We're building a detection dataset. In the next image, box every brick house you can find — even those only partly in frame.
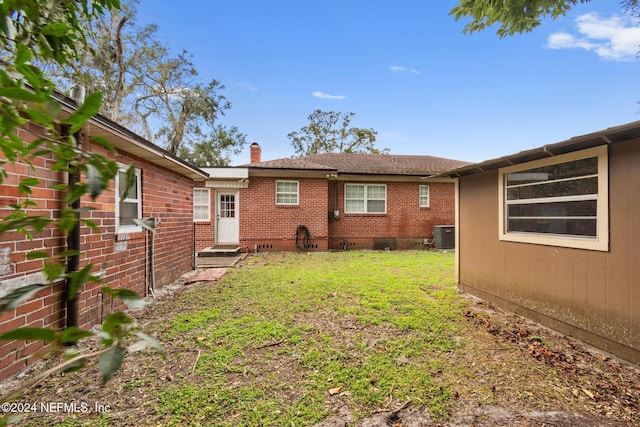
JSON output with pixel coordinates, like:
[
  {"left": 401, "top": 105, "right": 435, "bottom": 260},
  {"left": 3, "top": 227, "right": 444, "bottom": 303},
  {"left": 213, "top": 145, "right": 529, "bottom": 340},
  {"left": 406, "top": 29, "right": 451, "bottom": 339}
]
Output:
[
  {"left": 0, "top": 91, "right": 467, "bottom": 380},
  {"left": 0, "top": 93, "right": 208, "bottom": 380},
  {"left": 195, "top": 143, "right": 469, "bottom": 253}
]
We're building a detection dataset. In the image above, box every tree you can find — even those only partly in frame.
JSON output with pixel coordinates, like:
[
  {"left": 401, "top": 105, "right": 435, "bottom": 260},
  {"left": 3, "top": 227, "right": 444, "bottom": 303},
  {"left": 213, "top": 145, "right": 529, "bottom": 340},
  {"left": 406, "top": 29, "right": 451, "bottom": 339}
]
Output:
[
  {"left": 42, "top": 0, "right": 146, "bottom": 126},
  {"left": 46, "top": 0, "right": 246, "bottom": 163},
  {"left": 451, "top": 0, "right": 640, "bottom": 38},
  {"left": 0, "top": 0, "right": 160, "bottom": 405},
  {"left": 178, "top": 125, "right": 247, "bottom": 167},
  {"left": 288, "top": 110, "right": 387, "bottom": 157},
  {"left": 132, "top": 50, "right": 246, "bottom": 157}
]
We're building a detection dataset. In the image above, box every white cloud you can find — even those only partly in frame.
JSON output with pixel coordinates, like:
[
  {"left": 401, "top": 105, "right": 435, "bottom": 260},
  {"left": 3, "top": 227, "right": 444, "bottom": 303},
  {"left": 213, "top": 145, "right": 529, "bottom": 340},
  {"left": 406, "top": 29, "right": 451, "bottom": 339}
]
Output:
[
  {"left": 389, "top": 65, "right": 420, "bottom": 74},
  {"left": 312, "top": 91, "right": 346, "bottom": 100},
  {"left": 547, "top": 13, "right": 640, "bottom": 61}
]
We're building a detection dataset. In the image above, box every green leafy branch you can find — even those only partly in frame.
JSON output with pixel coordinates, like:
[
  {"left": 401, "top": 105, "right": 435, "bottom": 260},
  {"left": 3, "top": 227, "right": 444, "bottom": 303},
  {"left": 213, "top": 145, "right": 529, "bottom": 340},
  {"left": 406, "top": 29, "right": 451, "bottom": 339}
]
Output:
[
  {"left": 0, "top": 304, "right": 163, "bottom": 404},
  {"left": 0, "top": 0, "right": 162, "bottom": 409}
]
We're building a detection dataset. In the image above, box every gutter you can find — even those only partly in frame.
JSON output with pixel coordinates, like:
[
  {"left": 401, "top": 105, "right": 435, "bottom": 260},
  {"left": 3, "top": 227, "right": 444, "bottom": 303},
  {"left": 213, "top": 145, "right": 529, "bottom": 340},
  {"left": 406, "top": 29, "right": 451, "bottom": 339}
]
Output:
[{"left": 432, "top": 120, "right": 640, "bottom": 179}]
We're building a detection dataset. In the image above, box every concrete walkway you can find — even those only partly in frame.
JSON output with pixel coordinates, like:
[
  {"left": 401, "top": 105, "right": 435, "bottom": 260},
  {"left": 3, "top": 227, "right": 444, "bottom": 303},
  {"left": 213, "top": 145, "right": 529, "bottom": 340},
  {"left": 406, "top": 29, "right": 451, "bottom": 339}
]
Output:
[
  {"left": 187, "top": 268, "right": 228, "bottom": 283},
  {"left": 194, "top": 253, "right": 245, "bottom": 268}
]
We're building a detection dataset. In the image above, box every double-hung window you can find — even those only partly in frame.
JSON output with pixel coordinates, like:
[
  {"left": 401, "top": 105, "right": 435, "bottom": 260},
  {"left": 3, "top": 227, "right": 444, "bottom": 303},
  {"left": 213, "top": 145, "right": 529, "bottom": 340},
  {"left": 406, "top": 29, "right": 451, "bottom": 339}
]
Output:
[
  {"left": 499, "top": 145, "right": 608, "bottom": 251},
  {"left": 276, "top": 180, "right": 299, "bottom": 205},
  {"left": 419, "top": 185, "right": 430, "bottom": 207},
  {"left": 345, "top": 184, "right": 386, "bottom": 214},
  {"left": 193, "top": 188, "right": 210, "bottom": 221},
  {"left": 115, "top": 166, "right": 142, "bottom": 233}
]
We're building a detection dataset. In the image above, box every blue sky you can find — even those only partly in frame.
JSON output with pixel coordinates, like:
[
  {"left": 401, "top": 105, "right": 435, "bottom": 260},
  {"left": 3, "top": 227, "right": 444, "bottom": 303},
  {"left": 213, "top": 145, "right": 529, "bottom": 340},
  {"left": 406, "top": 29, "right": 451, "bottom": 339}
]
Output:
[{"left": 135, "top": 1, "right": 640, "bottom": 165}]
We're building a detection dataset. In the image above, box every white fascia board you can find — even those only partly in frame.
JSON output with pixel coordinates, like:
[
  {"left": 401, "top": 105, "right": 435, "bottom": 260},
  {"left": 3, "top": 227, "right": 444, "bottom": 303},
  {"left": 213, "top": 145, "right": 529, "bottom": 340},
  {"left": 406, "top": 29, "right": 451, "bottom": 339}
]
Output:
[{"left": 202, "top": 168, "right": 249, "bottom": 179}]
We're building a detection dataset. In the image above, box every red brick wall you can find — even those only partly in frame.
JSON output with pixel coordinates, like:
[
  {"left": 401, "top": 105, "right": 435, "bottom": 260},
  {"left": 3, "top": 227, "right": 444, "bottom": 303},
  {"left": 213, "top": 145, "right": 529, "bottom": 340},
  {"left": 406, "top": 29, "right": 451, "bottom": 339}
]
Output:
[
  {"left": 0, "top": 123, "right": 67, "bottom": 279},
  {"left": 0, "top": 123, "right": 195, "bottom": 380},
  {"left": 327, "top": 181, "right": 456, "bottom": 250},
  {"left": 193, "top": 177, "right": 457, "bottom": 253},
  {"left": 0, "top": 282, "right": 66, "bottom": 379},
  {"left": 239, "top": 177, "right": 329, "bottom": 251}
]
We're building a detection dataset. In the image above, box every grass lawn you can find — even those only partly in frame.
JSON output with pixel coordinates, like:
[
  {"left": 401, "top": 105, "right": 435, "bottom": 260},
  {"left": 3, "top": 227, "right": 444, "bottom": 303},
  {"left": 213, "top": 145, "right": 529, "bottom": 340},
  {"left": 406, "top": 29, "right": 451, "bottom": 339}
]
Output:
[
  {"left": 156, "top": 250, "right": 461, "bottom": 425},
  {"left": 8, "top": 251, "right": 640, "bottom": 426}
]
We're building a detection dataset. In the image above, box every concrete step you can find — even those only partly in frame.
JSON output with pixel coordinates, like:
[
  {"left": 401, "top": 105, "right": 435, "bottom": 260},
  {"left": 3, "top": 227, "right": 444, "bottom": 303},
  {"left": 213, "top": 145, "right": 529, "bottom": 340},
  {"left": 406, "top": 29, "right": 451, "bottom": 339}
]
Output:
[
  {"left": 195, "top": 254, "right": 245, "bottom": 268},
  {"left": 197, "top": 246, "right": 241, "bottom": 257}
]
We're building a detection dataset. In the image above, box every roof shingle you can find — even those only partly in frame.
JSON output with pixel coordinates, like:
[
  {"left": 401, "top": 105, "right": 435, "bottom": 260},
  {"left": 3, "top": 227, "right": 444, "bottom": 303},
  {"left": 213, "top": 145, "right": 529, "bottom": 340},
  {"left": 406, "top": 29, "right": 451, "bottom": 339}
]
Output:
[
  {"left": 304, "top": 153, "right": 470, "bottom": 175},
  {"left": 247, "top": 153, "right": 469, "bottom": 175},
  {"left": 246, "top": 157, "right": 336, "bottom": 171}
]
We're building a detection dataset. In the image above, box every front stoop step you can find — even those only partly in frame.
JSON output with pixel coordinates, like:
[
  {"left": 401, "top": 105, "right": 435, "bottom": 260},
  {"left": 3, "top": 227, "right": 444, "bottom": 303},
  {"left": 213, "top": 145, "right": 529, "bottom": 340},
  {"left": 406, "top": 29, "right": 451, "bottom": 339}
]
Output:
[
  {"left": 196, "top": 246, "right": 245, "bottom": 268},
  {"left": 197, "top": 246, "right": 241, "bottom": 258}
]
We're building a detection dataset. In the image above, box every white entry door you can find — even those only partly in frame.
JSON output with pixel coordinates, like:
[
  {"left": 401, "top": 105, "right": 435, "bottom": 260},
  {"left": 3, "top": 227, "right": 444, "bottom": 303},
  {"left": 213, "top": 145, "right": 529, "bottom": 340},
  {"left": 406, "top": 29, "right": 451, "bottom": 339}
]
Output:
[{"left": 217, "top": 191, "right": 239, "bottom": 244}]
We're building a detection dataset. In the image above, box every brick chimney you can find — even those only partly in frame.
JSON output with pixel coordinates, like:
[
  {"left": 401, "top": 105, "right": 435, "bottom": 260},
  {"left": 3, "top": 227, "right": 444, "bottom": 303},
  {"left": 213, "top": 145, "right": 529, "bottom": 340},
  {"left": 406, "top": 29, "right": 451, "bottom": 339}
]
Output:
[{"left": 250, "top": 142, "right": 261, "bottom": 163}]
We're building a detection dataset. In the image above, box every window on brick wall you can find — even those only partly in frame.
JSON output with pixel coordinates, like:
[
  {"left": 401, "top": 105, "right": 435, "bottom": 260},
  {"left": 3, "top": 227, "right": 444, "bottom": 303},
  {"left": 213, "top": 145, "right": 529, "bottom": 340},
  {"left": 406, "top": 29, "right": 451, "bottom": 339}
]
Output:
[
  {"left": 115, "top": 167, "right": 142, "bottom": 233},
  {"left": 193, "top": 188, "right": 210, "bottom": 222},
  {"left": 345, "top": 183, "right": 386, "bottom": 214},
  {"left": 419, "top": 185, "right": 430, "bottom": 207},
  {"left": 276, "top": 180, "right": 299, "bottom": 205}
]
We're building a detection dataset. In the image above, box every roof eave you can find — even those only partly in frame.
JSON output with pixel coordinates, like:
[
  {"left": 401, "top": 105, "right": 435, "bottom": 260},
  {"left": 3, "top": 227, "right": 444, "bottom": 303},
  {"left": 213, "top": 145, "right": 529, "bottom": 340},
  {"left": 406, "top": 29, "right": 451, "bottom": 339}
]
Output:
[
  {"left": 53, "top": 92, "right": 209, "bottom": 180},
  {"left": 435, "top": 120, "right": 640, "bottom": 178},
  {"left": 247, "top": 167, "right": 337, "bottom": 179}
]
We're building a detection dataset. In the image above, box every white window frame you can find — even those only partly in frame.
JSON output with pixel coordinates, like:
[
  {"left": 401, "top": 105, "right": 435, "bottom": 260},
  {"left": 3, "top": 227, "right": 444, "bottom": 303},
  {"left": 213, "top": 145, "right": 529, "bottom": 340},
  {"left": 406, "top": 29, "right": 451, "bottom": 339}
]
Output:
[
  {"left": 344, "top": 183, "right": 387, "bottom": 214},
  {"left": 498, "top": 145, "right": 608, "bottom": 251},
  {"left": 115, "top": 166, "right": 142, "bottom": 233},
  {"left": 419, "top": 185, "right": 430, "bottom": 208},
  {"left": 193, "top": 188, "right": 210, "bottom": 222},
  {"left": 275, "top": 180, "right": 299, "bottom": 205}
]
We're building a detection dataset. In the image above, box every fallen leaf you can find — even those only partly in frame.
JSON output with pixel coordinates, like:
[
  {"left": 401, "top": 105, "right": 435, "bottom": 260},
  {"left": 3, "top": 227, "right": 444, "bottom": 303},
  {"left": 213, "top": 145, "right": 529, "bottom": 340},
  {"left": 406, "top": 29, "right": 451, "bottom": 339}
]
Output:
[
  {"left": 328, "top": 386, "right": 344, "bottom": 396},
  {"left": 582, "top": 388, "right": 595, "bottom": 399}
]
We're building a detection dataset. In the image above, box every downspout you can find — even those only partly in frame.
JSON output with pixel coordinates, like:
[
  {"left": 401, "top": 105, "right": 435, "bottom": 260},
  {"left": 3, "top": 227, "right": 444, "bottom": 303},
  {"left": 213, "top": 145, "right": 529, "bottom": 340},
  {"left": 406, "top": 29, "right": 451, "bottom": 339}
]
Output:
[
  {"left": 65, "top": 85, "right": 85, "bottom": 332},
  {"left": 334, "top": 179, "right": 339, "bottom": 214},
  {"left": 192, "top": 221, "right": 196, "bottom": 269},
  {"left": 147, "top": 218, "right": 156, "bottom": 296},
  {"left": 454, "top": 177, "right": 460, "bottom": 284}
]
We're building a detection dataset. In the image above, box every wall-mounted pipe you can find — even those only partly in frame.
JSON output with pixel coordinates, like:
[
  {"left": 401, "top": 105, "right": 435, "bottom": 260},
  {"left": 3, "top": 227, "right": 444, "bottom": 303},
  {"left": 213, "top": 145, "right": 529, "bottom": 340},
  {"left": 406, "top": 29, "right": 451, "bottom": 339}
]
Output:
[
  {"left": 65, "top": 86, "right": 86, "bottom": 334},
  {"left": 192, "top": 222, "right": 196, "bottom": 270},
  {"left": 147, "top": 218, "right": 156, "bottom": 297}
]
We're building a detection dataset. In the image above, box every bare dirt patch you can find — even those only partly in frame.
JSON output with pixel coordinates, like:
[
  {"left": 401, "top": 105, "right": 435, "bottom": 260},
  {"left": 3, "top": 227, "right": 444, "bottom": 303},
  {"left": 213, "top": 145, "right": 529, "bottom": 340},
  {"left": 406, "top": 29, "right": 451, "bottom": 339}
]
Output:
[{"left": 2, "top": 263, "right": 639, "bottom": 426}]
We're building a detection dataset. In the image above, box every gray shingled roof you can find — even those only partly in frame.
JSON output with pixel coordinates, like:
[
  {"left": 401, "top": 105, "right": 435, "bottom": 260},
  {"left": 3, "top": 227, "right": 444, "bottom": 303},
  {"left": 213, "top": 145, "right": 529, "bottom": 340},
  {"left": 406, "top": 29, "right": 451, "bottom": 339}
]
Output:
[
  {"left": 307, "top": 153, "right": 470, "bottom": 175},
  {"left": 246, "top": 157, "right": 336, "bottom": 170},
  {"left": 305, "top": 153, "right": 470, "bottom": 175},
  {"left": 245, "top": 152, "right": 470, "bottom": 176}
]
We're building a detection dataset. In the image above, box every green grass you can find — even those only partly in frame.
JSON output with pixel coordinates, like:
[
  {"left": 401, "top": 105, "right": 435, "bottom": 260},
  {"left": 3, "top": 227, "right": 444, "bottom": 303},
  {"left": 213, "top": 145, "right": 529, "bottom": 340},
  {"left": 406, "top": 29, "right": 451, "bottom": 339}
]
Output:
[
  {"left": 151, "top": 250, "right": 466, "bottom": 426},
  {"left": 12, "top": 250, "right": 638, "bottom": 427}
]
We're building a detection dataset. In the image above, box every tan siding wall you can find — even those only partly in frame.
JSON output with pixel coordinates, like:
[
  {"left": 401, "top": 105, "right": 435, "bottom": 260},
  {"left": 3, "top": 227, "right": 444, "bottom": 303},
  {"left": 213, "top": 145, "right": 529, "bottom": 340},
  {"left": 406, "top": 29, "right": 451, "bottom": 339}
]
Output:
[{"left": 458, "top": 140, "right": 640, "bottom": 364}]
